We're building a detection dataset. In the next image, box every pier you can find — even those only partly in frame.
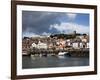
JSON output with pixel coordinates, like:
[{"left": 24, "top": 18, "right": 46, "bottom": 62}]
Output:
[{"left": 24, "top": 48, "right": 89, "bottom": 57}]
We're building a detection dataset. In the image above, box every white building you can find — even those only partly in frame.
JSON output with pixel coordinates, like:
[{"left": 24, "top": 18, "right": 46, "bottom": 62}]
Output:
[
  {"left": 86, "top": 42, "right": 89, "bottom": 48},
  {"left": 31, "top": 41, "right": 48, "bottom": 49},
  {"left": 80, "top": 42, "right": 83, "bottom": 48},
  {"left": 72, "top": 42, "right": 79, "bottom": 49},
  {"left": 66, "top": 39, "right": 72, "bottom": 46},
  {"left": 31, "top": 43, "right": 37, "bottom": 48},
  {"left": 37, "top": 42, "right": 48, "bottom": 49}
]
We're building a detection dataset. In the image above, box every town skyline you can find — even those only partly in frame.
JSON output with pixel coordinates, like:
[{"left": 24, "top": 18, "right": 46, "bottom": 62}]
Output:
[{"left": 22, "top": 31, "right": 89, "bottom": 38}]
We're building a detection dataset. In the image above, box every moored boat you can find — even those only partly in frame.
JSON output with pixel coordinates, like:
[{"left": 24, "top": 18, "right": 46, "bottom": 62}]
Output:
[{"left": 58, "top": 52, "right": 68, "bottom": 56}]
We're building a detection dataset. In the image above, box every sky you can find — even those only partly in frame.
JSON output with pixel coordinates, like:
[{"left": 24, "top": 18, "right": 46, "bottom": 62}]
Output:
[{"left": 22, "top": 11, "right": 89, "bottom": 37}]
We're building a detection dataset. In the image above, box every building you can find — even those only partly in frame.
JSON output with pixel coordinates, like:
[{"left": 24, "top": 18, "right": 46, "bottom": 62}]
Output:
[
  {"left": 31, "top": 43, "right": 37, "bottom": 48},
  {"left": 72, "top": 42, "right": 79, "bottom": 49},
  {"left": 31, "top": 41, "right": 48, "bottom": 49},
  {"left": 22, "top": 32, "right": 90, "bottom": 54},
  {"left": 37, "top": 41, "right": 48, "bottom": 49}
]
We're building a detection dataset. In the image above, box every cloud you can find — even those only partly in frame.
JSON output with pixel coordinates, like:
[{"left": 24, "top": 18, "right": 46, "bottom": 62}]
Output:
[
  {"left": 66, "top": 13, "right": 77, "bottom": 20},
  {"left": 22, "top": 11, "right": 89, "bottom": 37},
  {"left": 22, "top": 32, "right": 39, "bottom": 37},
  {"left": 23, "top": 32, "right": 51, "bottom": 37},
  {"left": 49, "top": 22, "right": 89, "bottom": 34},
  {"left": 42, "top": 32, "right": 51, "bottom": 35},
  {"left": 22, "top": 11, "right": 61, "bottom": 35}
]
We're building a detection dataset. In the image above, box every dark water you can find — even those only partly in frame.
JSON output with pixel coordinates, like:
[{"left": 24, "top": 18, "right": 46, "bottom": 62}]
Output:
[{"left": 22, "top": 56, "right": 89, "bottom": 69}]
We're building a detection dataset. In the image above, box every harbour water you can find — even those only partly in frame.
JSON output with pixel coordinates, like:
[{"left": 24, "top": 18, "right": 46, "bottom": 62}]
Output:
[{"left": 22, "top": 55, "right": 89, "bottom": 69}]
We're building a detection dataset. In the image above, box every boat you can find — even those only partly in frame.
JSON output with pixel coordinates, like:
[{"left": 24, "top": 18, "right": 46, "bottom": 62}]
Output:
[
  {"left": 22, "top": 52, "right": 28, "bottom": 56},
  {"left": 58, "top": 52, "right": 68, "bottom": 56}
]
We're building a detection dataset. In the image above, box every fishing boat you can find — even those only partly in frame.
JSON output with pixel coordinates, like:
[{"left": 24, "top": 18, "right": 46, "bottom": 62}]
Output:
[{"left": 58, "top": 52, "right": 68, "bottom": 56}]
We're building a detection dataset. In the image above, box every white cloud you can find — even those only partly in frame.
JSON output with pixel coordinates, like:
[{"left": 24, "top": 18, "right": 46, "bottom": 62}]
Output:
[
  {"left": 50, "top": 22, "right": 89, "bottom": 34},
  {"left": 23, "top": 32, "right": 40, "bottom": 37},
  {"left": 23, "top": 32, "right": 51, "bottom": 37},
  {"left": 66, "top": 13, "right": 77, "bottom": 20},
  {"left": 42, "top": 32, "right": 51, "bottom": 36}
]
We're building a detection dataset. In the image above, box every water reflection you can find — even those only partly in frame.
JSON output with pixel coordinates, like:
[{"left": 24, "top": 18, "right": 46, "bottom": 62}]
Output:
[{"left": 22, "top": 56, "right": 89, "bottom": 69}]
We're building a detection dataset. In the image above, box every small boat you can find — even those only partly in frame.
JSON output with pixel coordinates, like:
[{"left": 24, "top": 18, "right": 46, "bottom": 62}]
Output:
[
  {"left": 58, "top": 52, "right": 68, "bottom": 56},
  {"left": 22, "top": 52, "right": 28, "bottom": 56}
]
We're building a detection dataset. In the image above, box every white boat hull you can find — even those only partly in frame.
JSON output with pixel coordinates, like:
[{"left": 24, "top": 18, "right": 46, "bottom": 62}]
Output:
[{"left": 58, "top": 52, "right": 68, "bottom": 56}]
